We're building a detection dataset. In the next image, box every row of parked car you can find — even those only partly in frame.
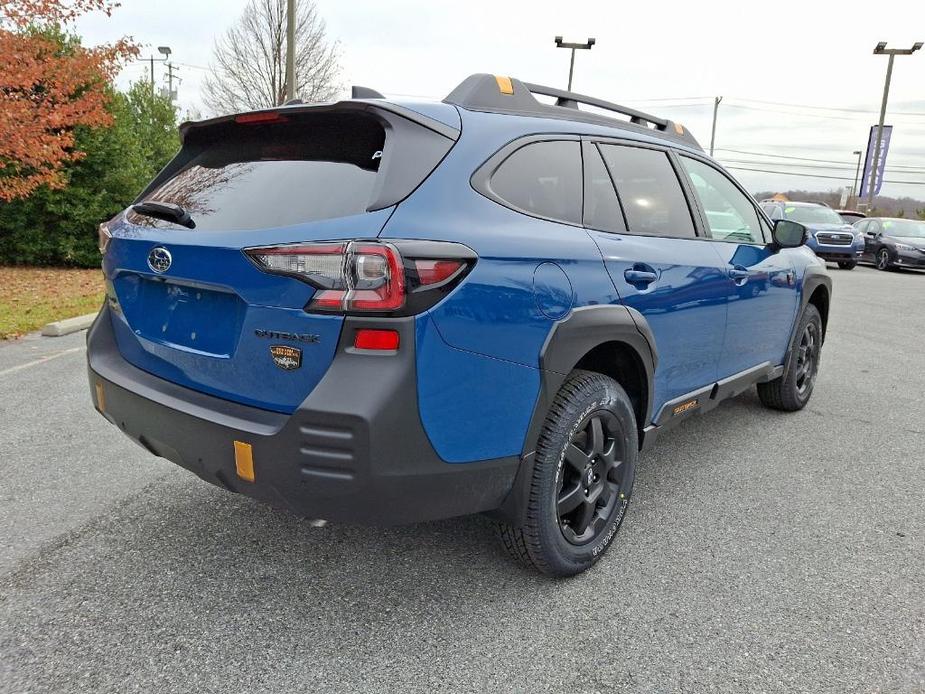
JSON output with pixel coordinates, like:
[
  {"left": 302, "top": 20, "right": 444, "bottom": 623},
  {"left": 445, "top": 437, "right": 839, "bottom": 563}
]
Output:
[{"left": 759, "top": 200, "right": 925, "bottom": 271}]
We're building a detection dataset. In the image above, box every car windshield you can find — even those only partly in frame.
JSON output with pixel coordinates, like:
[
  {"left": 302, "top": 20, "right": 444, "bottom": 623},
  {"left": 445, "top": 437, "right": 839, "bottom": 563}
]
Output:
[
  {"left": 883, "top": 219, "right": 925, "bottom": 238},
  {"left": 783, "top": 205, "right": 845, "bottom": 225}
]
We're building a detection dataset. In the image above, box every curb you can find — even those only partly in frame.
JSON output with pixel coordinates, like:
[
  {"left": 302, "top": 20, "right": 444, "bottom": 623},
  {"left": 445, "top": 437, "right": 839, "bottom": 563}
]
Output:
[{"left": 41, "top": 312, "right": 98, "bottom": 337}]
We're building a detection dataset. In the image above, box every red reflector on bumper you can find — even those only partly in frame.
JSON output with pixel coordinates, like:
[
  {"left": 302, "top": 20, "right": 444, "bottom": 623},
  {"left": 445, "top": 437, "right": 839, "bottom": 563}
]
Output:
[{"left": 354, "top": 329, "right": 400, "bottom": 351}]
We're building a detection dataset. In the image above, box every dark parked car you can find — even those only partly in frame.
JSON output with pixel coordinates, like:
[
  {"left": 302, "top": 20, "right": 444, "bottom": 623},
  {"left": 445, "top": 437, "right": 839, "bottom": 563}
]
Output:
[
  {"left": 836, "top": 209, "right": 866, "bottom": 225},
  {"left": 856, "top": 217, "right": 925, "bottom": 270}
]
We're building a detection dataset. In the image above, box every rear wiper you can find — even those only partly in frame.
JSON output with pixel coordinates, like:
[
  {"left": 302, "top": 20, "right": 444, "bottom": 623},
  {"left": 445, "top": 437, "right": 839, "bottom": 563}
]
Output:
[{"left": 131, "top": 201, "right": 196, "bottom": 229}]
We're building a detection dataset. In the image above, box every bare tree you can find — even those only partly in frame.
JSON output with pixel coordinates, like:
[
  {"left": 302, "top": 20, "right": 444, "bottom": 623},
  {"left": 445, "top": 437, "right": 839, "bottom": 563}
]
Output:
[{"left": 203, "top": 0, "right": 340, "bottom": 115}]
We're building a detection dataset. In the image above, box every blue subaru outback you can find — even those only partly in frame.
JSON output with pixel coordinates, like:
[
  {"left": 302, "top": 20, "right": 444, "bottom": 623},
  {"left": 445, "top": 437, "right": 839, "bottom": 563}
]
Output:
[
  {"left": 760, "top": 200, "right": 864, "bottom": 270},
  {"left": 88, "top": 74, "right": 831, "bottom": 576}
]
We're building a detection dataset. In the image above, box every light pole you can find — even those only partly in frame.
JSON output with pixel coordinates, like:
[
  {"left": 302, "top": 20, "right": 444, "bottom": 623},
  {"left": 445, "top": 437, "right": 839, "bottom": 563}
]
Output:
[
  {"left": 709, "top": 96, "right": 723, "bottom": 157},
  {"left": 554, "top": 36, "right": 595, "bottom": 91},
  {"left": 866, "top": 41, "right": 922, "bottom": 210},
  {"left": 852, "top": 150, "right": 863, "bottom": 208},
  {"left": 285, "top": 0, "right": 296, "bottom": 103}
]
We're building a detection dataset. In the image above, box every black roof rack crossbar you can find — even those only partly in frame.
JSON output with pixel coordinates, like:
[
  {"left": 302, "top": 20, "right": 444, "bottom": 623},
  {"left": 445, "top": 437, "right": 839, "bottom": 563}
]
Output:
[{"left": 522, "top": 82, "right": 669, "bottom": 132}]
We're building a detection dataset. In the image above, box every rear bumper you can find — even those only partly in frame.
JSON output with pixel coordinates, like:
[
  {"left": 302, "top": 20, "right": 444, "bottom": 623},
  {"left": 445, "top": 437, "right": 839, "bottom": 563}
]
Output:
[{"left": 87, "top": 306, "right": 518, "bottom": 525}]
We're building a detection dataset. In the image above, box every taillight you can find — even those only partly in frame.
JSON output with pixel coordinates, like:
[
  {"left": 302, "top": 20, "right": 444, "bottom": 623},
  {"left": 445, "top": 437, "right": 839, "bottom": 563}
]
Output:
[
  {"left": 245, "top": 240, "right": 475, "bottom": 316},
  {"left": 413, "top": 259, "right": 465, "bottom": 285}
]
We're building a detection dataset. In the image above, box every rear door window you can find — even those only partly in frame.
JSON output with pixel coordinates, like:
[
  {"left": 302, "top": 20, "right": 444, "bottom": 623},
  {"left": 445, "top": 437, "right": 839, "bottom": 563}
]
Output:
[
  {"left": 488, "top": 140, "right": 582, "bottom": 225},
  {"left": 598, "top": 145, "right": 697, "bottom": 238}
]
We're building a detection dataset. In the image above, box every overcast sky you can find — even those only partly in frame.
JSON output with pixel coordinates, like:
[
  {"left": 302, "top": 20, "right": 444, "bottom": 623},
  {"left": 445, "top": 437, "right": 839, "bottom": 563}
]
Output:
[{"left": 76, "top": 0, "right": 925, "bottom": 199}]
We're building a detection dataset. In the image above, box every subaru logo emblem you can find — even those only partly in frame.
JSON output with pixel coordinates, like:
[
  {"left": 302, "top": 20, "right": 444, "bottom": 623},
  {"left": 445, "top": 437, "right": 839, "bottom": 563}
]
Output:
[{"left": 147, "top": 247, "right": 172, "bottom": 273}]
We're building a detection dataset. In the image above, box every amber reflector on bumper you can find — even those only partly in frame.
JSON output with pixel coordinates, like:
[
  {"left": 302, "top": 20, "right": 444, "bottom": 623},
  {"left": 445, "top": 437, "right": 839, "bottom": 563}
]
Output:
[
  {"left": 234, "top": 441, "right": 255, "bottom": 482},
  {"left": 95, "top": 382, "right": 106, "bottom": 413}
]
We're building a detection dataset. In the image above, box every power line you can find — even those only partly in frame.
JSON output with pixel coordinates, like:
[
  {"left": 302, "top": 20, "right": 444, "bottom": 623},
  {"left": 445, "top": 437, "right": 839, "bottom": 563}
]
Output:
[
  {"left": 624, "top": 95, "right": 925, "bottom": 118},
  {"left": 624, "top": 96, "right": 713, "bottom": 103},
  {"left": 720, "top": 158, "right": 925, "bottom": 177},
  {"left": 720, "top": 101, "right": 925, "bottom": 125},
  {"left": 720, "top": 103, "right": 872, "bottom": 123},
  {"left": 722, "top": 164, "right": 925, "bottom": 185},
  {"left": 728, "top": 96, "right": 925, "bottom": 117},
  {"left": 716, "top": 150, "right": 925, "bottom": 173}
]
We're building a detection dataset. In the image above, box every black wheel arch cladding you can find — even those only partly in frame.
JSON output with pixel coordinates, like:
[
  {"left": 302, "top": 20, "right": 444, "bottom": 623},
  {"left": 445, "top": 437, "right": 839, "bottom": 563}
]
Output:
[{"left": 490, "top": 304, "right": 655, "bottom": 527}]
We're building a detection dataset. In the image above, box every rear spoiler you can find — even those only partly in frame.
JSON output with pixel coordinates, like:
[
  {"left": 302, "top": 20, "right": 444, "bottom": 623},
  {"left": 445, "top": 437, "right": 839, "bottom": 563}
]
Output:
[{"left": 178, "top": 100, "right": 460, "bottom": 143}]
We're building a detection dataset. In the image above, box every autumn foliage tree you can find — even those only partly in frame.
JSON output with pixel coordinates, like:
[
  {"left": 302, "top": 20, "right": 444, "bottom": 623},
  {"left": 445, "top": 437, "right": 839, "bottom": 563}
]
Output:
[{"left": 0, "top": 0, "right": 137, "bottom": 200}]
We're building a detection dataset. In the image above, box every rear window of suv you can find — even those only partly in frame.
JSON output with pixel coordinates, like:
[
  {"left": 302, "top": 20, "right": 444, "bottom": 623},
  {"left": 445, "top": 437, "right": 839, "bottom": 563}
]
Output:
[{"left": 127, "top": 109, "right": 452, "bottom": 232}]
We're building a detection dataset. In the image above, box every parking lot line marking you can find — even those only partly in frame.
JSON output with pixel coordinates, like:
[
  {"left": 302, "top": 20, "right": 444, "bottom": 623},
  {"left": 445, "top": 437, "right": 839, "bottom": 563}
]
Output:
[{"left": 0, "top": 347, "right": 85, "bottom": 378}]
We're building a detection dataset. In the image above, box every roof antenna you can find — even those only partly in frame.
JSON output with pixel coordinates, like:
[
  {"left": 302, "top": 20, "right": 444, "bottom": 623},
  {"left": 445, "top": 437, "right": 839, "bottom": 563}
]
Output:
[{"left": 352, "top": 86, "right": 385, "bottom": 99}]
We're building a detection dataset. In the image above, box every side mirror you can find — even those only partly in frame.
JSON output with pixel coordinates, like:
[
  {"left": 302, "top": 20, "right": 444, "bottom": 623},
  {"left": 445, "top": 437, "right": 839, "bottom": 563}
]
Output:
[{"left": 772, "top": 219, "right": 807, "bottom": 249}]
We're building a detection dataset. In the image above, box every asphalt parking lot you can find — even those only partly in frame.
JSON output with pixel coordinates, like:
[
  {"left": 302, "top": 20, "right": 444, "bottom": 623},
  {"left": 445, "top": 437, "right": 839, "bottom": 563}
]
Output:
[{"left": 1, "top": 265, "right": 923, "bottom": 693}]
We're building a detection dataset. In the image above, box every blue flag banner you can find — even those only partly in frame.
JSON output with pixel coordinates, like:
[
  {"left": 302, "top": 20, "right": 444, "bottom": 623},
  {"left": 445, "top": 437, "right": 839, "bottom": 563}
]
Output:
[{"left": 860, "top": 125, "right": 892, "bottom": 198}]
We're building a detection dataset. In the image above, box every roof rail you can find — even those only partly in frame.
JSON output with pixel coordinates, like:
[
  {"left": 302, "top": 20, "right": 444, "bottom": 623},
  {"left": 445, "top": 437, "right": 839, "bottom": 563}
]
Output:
[{"left": 444, "top": 74, "right": 702, "bottom": 151}]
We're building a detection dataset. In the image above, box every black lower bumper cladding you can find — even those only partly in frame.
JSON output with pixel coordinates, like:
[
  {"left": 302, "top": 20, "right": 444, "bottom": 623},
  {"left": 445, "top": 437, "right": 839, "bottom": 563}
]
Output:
[{"left": 87, "top": 307, "right": 518, "bottom": 525}]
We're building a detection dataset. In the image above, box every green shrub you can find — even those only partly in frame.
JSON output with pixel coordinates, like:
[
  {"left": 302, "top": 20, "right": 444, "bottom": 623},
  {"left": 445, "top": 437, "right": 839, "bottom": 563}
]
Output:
[{"left": 0, "top": 82, "right": 179, "bottom": 267}]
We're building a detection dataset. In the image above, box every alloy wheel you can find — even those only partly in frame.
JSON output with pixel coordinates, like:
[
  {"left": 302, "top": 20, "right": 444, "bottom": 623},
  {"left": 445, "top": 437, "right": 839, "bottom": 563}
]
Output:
[
  {"left": 794, "top": 322, "right": 819, "bottom": 397},
  {"left": 556, "top": 410, "right": 628, "bottom": 545},
  {"left": 877, "top": 249, "right": 890, "bottom": 270}
]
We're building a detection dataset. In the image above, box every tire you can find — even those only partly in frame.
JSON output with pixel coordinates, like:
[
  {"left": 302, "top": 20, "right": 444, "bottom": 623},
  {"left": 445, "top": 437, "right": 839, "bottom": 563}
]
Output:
[
  {"left": 757, "top": 304, "right": 823, "bottom": 412},
  {"left": 498, "top": 370, "right": 637, "bottom": 577},
  {"left": 837, "top": 261, "right": 856, "bottom": 270},
  {"left": 876, "top": 248, "right": 892, "bottom": 271}
]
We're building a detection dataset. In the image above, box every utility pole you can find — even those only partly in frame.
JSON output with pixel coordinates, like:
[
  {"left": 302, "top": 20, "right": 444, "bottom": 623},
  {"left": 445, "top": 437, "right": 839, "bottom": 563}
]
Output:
[
  {"left": 852, "top": 149, "right": 863, "bottom": 208},
  {"left": 165, "top": 62, "right": 180, "bottom": 102},
  {"left": 709, "top": 96, "right": 722, "bottom": 157},
  {"left": 554, "top": 36, "right": 595, "bottom": 91},
  {"left": 866, "top": 41, "right": 922, "bottom": 210},
  {"left": 285, "top": 0, "right": 296, "bottom": 103},
  {"left": 140, "top": 46, "right": 171, "bottom": 96}
]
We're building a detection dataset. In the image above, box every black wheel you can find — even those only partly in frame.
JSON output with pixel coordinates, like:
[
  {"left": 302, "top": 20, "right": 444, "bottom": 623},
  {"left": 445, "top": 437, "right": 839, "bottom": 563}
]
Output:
[
  {"left": 498, "top": 370, "right": 637, "bottom": 577},
  {"left": 757, "top": 304, "right": 823, "bottom": 411},
  {"left": 876, "top": 248, "right": 892, "bottom": 271},
  {"left": 837, "top": 261, "right": 856, "bottom": 270}
]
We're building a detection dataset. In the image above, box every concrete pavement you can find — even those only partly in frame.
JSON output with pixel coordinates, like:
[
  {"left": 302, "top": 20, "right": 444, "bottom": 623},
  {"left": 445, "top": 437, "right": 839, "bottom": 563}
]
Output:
[{"left": 1, "top": 266, "right": 923, "bottom": 693}]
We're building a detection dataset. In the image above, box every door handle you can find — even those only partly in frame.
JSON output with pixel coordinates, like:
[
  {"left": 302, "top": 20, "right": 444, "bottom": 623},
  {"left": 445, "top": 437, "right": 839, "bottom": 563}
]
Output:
[
  {"left": 728, "top": 267, "right": 750, "bottom": 283},
  {"left": 624, "top": 269, "right": 658, "bottom": 285}
]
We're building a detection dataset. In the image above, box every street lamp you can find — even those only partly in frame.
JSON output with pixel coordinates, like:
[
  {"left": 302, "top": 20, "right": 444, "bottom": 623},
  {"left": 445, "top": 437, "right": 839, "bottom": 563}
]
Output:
[
  {"left": 554, "top": 36, "right": 595, "bottom": 91},
  {"left": 865, "top": 41, "right": 922, "bottom": 209}
]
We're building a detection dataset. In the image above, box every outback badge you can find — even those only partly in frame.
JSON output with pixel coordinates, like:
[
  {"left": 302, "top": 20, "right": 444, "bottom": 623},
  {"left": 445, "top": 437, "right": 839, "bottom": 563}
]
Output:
[{"left": 270, "top": 345, "right": 302, "bottom": 371}]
